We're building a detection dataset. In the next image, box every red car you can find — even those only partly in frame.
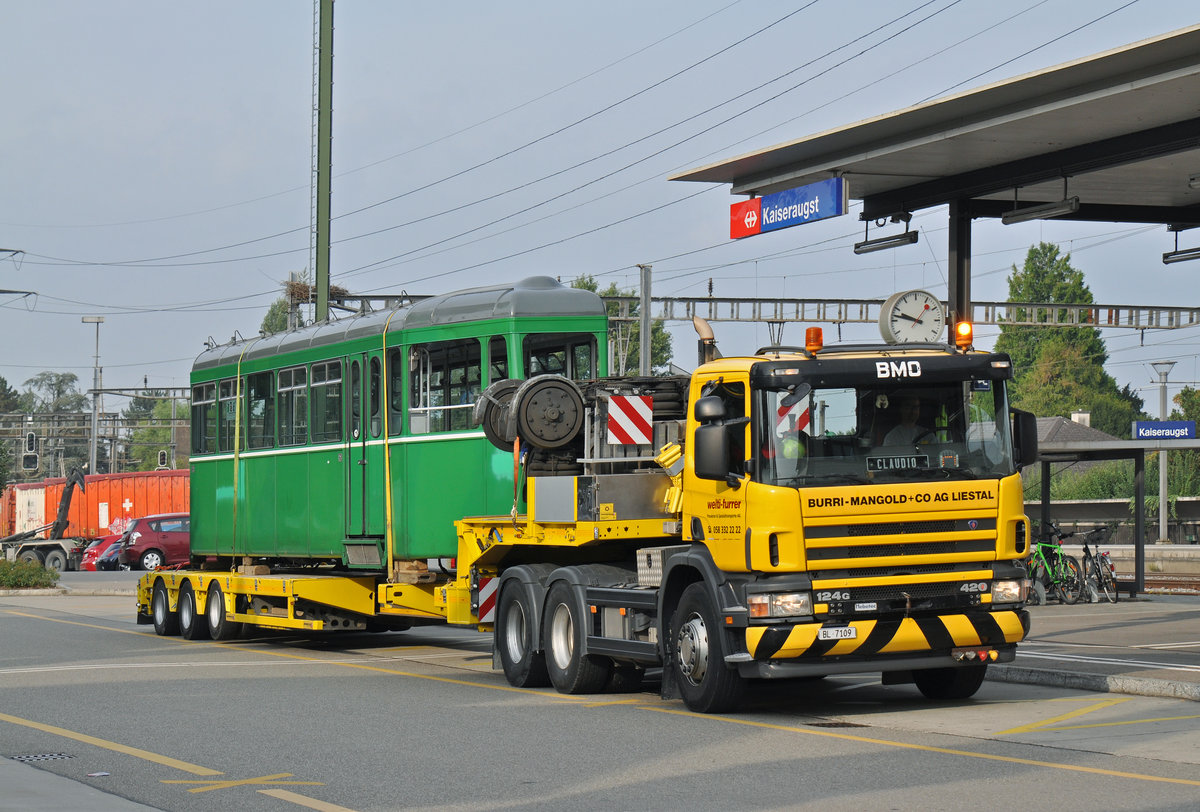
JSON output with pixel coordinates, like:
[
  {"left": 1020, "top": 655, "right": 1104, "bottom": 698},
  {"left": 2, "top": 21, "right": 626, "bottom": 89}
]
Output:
[
  {"left": 117, "top": 513, "right": 191, "bottom": 571},
  {"left": 80, "top": 534, "right": 123, "bottom": 572}
]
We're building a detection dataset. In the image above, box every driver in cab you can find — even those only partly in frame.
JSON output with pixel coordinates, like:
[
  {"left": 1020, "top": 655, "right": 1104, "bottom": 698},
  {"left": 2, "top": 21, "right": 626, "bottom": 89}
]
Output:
[{"left": 882, "top": 395, "right": 929, "bottom": 446}]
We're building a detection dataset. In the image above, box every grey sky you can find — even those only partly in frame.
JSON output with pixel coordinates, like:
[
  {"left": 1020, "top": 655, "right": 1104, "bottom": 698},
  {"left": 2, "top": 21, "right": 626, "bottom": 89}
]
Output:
[{"left": 3, "top": 1, "right": 1197, "bottom": 414}]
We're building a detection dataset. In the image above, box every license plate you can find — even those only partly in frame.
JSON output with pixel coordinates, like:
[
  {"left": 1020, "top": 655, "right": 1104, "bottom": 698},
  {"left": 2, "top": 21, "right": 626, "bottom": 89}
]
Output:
[{"left": 818, "top": 626, "right": 857, "bottom": 641}]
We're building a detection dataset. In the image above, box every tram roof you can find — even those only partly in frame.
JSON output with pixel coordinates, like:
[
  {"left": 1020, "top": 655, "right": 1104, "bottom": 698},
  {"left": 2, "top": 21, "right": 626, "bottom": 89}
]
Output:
[
  {"left": 193, "top": 276, "right": 605, "bottom": 371},
  {"left": 671, "top": 23, "right": 1200, "bottom": 225}
]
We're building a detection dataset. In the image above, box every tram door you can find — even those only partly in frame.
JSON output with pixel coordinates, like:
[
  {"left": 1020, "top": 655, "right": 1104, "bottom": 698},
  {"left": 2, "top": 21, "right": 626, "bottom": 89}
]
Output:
[{"left": 346, "top": 353, "right": 385, "bottom": 538}]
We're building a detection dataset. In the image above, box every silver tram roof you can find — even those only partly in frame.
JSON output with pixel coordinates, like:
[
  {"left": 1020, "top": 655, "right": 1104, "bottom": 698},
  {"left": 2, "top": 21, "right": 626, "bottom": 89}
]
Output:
[{"left": 193, "top": 276, "right": 605, "bottom": 372}]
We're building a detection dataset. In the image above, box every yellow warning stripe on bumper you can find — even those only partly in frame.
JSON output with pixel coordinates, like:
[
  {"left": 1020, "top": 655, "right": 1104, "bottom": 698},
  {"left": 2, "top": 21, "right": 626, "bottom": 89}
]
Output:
[{"left": 745, "top": 610, "right": 1028, "bottom": 660}]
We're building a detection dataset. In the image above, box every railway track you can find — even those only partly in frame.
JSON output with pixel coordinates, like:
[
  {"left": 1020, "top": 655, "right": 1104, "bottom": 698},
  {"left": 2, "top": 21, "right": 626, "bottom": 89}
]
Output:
[{"left": 1127, "top": 573, "right": 1200, "bottom": 594}]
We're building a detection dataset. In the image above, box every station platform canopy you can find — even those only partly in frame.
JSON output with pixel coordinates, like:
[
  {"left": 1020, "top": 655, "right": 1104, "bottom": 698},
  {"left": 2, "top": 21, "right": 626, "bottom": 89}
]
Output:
[{"left": 671, "top": 23, "right": 1200, "bottom": 325}]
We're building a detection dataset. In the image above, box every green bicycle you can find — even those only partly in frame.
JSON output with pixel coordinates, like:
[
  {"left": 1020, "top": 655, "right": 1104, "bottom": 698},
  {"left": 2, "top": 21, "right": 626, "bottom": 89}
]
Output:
[{"left": 1027, "top": 523, "right": 1084, "bottom": 605}]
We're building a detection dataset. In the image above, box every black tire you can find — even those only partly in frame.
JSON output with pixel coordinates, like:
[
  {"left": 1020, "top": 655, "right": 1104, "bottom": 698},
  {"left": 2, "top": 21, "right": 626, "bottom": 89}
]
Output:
[
  {"left": 205, "top": 583, "right": 242, "bottom": 641},
  {"left": 1058, "top": 556, "right": 1083, "bottom": 605},
  {"left": 17, "top": 549, "right": 44, "bottom": 565},
  {"left": 43, "top": 549, "right": 68, "bottom": 572},
  {"left": 495, "top": 583, "right": 550, "bottom": 688},
  {"left": 669, "top": 582, "right": 745, "bottom": 713},
  {"left": 913, "top": 664, "right": 987, "bottom": 700},
  {"left": 140, "top": 549, "right": 165, "bottom": 571},
  {"left": 178, "top": 582, "right": 209, "bottom": 640},
  {"left": 151, "top": 580, "right": 179, "bottom": 636},
  {"left": 542, "top": 581, "right": 611, "bottom": 694},
  {"left": 1098, "top": 562, "right": 1118, "bottom": 603}
]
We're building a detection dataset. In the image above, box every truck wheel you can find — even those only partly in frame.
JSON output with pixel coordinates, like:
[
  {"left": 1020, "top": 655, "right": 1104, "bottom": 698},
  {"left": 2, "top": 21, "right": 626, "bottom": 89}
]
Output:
[
  {"left": 496, "top": 583, "right": 549, "bottom": 687},
  {"left": 178, "top": 582, "right": 209, "bottom": 641},
  {"left": 140, "top": 549, "right": 164, "bottom": 571},
  {"left": 669, "top": 582, "right": 745, "bottom": 713},
  {"left": 151, "top": 580, "right": 179, "bottom": 636},
  {"left": 206, "top": 583, "right": 242, "bottom": 641},
  {"left": 43, "top": 549, "right": 68, "bottom": 572},
  {"left": 543, "top": 581, "right": 611, "bottom": 694},
  {"left": 913, "top": 665, "right": 987, "bottom": 700},
  {"left": 17, "top": 550, "right": 44, "bottom": 565}
]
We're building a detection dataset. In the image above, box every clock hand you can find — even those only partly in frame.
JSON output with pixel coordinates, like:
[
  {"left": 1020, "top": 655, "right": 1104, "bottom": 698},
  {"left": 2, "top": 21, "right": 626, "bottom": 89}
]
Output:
[{"left": 896, "top": 312, "right": 923, "bottom": 323}]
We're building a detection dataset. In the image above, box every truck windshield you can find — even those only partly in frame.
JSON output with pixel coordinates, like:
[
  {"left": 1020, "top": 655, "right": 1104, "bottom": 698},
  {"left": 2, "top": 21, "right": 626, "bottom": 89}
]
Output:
[{"left": 757, "top": 379, "right": 1015, "bottom": 487}]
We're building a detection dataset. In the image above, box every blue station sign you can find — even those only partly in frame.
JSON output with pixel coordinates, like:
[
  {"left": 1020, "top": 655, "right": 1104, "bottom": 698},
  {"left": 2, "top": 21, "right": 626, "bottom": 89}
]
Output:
[
  {"left": 730, "top": 178, "right": 847, "bottom": 239},
  {"left": 1133, "top": 420, "right": 1196, "bottom": 440}
]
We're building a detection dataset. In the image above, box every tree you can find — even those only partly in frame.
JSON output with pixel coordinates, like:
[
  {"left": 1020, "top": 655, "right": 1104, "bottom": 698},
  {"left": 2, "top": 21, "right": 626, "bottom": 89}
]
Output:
[
  {"left": 994, "top": 243, "right": 1144, "bottom": 438},
  {"left": 571, "top": 275, "right": 672, "bottom": 375},
  {"left": 23, "top": 371, "right": 88, "bottom": 413},
  {"left": 21, "top": 372, "right": 90, "bottom": 476},
  {"left": 124, "top": 396, "right": 180, "bottom": 471},
  {"left": 261, "top": 297, "right": 289, "bottom": 335},
  {"left": 0, "top": 375, "right": 19, "bottom": 488}
]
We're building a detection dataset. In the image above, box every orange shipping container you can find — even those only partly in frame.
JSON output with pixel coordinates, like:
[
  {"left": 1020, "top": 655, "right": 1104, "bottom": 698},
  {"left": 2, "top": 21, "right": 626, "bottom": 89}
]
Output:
[{"left": 38, "top": 470, "right": 189, "bottom": 540}]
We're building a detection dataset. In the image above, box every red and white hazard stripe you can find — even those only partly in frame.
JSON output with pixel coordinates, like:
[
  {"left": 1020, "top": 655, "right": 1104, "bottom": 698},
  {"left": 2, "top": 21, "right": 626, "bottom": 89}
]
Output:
[
  {"left": 776, "top": 396, "right": 811, "bottom": 432},
  {"left": 477, "top": 576, "right": 498, "bottom": 623},
  {"left": 608, "top": 395, "right": 653, "bottom": 445}
]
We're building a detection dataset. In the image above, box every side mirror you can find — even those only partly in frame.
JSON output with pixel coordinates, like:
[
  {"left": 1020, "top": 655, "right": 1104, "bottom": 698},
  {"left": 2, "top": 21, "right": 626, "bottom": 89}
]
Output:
[
  {"left": 1011, "top": 408, "right": 1038, "bottom": 468},
  {"left": 694, "top": 395, "right": 726, "bottom": 423},
  {"left": 694, "top": 424, "right": 729, "bottom": 481}
]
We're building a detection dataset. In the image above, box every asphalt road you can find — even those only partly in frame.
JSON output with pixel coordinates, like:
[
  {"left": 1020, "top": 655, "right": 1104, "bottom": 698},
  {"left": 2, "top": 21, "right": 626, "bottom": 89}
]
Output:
[{"left": 3, "top": 587, "right": 1200, "bottom": 811}]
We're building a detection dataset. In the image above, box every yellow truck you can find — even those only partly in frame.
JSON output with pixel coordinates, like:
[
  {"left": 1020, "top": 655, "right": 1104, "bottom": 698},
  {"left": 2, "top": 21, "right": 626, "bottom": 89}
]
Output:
[{"left": 138, "top": 282, "right": 1035, "bottom": 713}]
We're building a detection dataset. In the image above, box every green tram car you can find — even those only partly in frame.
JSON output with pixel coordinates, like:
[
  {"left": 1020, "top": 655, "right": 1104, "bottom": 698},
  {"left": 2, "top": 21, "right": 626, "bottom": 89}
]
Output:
[{"left": 187, "top": 276, "right": 607, "bottom": 568}]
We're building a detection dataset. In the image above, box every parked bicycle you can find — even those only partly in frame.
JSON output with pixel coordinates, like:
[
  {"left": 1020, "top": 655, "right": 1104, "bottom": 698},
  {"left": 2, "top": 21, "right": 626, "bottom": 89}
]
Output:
[
  {"left": 1077, "top": 527, "right": 1119, "bottom": 603},
  {"left": 1027, "top": 523, "right": 1084, "bottom": 605}
]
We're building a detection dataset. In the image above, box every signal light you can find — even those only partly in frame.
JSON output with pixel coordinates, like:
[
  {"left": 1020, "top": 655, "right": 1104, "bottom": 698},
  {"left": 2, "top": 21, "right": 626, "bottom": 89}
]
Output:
[
  {"left": 805, "top": 327, "right": 823, "bottom": 353},
  {"left": 24, "top": 431, "right": 36, "bottom": 453},
  {"left": 954, "top": 321, "right": 973, "bottom": 349}
]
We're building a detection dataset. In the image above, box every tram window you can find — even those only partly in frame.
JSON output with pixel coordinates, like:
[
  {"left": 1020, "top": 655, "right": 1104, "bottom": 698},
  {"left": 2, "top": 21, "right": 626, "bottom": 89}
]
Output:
[
  {"left": 350, "top": 360, "right": 362, "bottom": 441},
  {"left": 409, "top": 338, "right": 481, "bottom": 434},
  {"left": 387, "top": 349, "right": 404, "bottom": 436},
  {"left": 191, "top": 383, "right": 217, "bottom": 454},
  {"left": 523, "top": 333, "right": 596, "bottom": 380},
  {"left": 278, "top": 366, "right": 308, "bottom": 446},
  {"left": 245, "top": 372, "right": 275, "bottom": 449},
  {"left": 369, "top": 357, "right": 382, "bottom": 438},
  {"left": 310, "top": 360, "right": 342, "bottom": 442},
  {"left": 218, "top": 379, "right": 238, "bottom": 452},
  {"left": 489, "top": 336, "right": 507, "bottom": 383}
]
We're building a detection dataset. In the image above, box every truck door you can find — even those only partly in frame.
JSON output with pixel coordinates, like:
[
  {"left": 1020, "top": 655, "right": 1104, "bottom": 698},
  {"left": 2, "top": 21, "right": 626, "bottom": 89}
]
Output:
[
  {"left": 346, "top": 354, "right": 386, "bottom": 538},
  {"left": 685, "top": 378, "right": 751, "bottom": 573}
]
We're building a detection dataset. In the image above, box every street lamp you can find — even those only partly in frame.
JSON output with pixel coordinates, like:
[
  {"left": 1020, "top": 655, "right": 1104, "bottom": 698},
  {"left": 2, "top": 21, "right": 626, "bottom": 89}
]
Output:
[
  {"left": 82, "top": 316, "right": 104, "bottom": 475},
  {"left": 1151, "top": 360, "right": 1176, "bottom": 543}
]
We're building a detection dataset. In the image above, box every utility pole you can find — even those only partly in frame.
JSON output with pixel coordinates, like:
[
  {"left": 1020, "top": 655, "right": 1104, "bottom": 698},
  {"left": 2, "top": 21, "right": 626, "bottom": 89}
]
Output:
[
  {"left": 82, "top": 316, "right": 104, "bottom": 475},
  {"left": 1152, "top": 360, "right": 1176, "bottom": 542},
  {"left": 313, "top": 0, "right": 334, "bottom": 322},
  {"left": 637, "top": 264, "right": 651, "bottom": 376}
]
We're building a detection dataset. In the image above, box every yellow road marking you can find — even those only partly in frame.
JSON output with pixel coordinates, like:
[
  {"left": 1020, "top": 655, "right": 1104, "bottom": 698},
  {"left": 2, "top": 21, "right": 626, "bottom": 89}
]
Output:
[
  {"left": 998, "top": 697, "right": 1132, "bottom": 735},
  {"left": 1040, "top": 713, "right": 1200, "bottom": 732},
  {"left": 642, "top": 705, "right": 1200, "bottom": 788},
  {"left": 259, "top": 788, "right": 361, "bottom": 811},
  {"left": 3, "top": 609, "right": 158, "bottom": 637},
  {"left": 0, "top": 711, "right": 221, "bottom": 776},
  {"left": 163, "top": 773, "right": 323, "bottom": 794}
]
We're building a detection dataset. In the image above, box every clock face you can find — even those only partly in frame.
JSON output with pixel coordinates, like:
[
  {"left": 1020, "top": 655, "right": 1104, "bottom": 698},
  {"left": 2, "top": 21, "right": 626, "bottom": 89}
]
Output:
[{"left": 880, "top": 290, "right": 946, "bottom": 344}]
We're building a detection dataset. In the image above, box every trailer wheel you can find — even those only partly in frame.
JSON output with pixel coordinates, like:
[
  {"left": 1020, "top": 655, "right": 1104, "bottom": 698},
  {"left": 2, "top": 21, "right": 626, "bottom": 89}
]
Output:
[
  {"left": 17, "top": 549, "right": 44, "bottom": 565},
  {"left": 206, "top": 583, "right": 242, "bottom": 641},
  {"left": 496, "top": 583, "right": 549, "bottom": 687},
  {"left": 913, "top": 665, "right": 987, "bottom": 700},
  {"left": 543, "top": 581, "right": 611, "bottom": 694},
  {"left": 178, "top": 582, "right": 209, "bottom": 640},
  {"left": 43, "top": 549, "right": 68, "bottom": 572},
  {"left": 151, "top": 580, "right": 179, "bottom": 636},
  {"left": 669, "top": 582, "right": 745, "bottom": 713}
]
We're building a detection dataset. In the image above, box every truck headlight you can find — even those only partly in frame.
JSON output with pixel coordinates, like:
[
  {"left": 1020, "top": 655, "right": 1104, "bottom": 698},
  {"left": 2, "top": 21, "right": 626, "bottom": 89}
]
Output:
[
  {"left": 992, "top": 579, "right": 1024, "bottom": 604},
  {"left": 748, "top": 592, "right": 812, "bottom": 618}
]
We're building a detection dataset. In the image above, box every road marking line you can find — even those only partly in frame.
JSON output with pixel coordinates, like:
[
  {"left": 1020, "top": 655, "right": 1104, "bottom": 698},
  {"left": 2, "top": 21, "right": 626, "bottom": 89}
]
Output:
[
  {"left": 0, "top": 711, "right": 222, "bottom": 776},
  {"left": 1131, "top": 641, "right": 1200, "bottom": 650},
  {"left": 163, "top": 773, "right": 323, "bottom": 793},
  {"left": 997, "top": 697, "right": 1131, "bottom": 735},
  {"left": 642, "top": 706, "right": 1200, "bottom": 788},
  {"left": 259, "top": 788, "right": 361, "bottom": 812},
  {"left": 2, "top": 609, "right": 156, "bottom": 637},
  {"left": 1044, "top": 712, "right": 1200, "bottom": 731},
  {"left": 1018, "top": 650, "right": 1200, "bottom": 674}
]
